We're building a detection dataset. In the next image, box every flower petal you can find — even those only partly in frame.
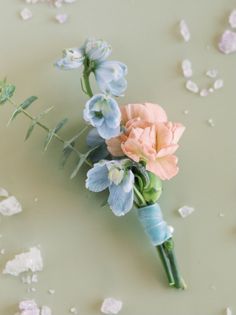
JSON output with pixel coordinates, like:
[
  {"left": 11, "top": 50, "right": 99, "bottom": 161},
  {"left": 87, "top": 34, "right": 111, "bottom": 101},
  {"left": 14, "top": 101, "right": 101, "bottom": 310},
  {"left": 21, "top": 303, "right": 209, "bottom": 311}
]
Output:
[
  {"left": 146, "top": 155, "right": 179, "bottom": 180},
  {"left": 86, "top": 162, "right": 110, "bottom": 192},
  {"left": 108, "top": 183, "right": 134, "bottom": 216}
]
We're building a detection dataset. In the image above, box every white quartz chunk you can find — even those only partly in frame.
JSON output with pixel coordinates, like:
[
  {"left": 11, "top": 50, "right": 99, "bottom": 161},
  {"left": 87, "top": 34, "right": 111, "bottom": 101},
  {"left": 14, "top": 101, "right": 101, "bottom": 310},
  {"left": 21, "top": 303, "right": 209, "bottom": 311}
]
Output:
[
  {"left": 178, "top": 206, "right": 195, "bottom": 218},
  {"left": 3, "top": 247, "right": 43, "bottom": 276},
  {"left": 186, "top": 80, "right": 199, "bottom": 93},
  {"left": 20, "top": 8, "right": 33, "bottom": 21},
  {"left": 101, "top": 298, "right": 123, "bottom": 315},
  {"left": 229, "top": 10, "right": 236, "bottom": 28},
  {"left": 219, "top": 30, "right": 236, "bottom": 54},
  {"left": 181, "top": 59, "right": 193, "bottom": 78},
  {"left": 179, "top": 19, "right": 191, "bottom": 42},
  {"left": 0, "top": 196, "right": 22, "bottom": 216},
  {"left": 226, "top": 307, "right": 233, "bottom": 315},
  {"left": 214, "top": 79, "right": 224, "bottom": 90}
]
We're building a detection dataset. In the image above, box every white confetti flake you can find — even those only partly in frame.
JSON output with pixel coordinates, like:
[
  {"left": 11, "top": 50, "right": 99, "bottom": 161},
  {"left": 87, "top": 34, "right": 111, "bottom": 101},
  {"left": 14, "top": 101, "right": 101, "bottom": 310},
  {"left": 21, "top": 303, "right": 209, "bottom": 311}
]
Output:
[
  {"left": 0, "top": 188, "right": 9, "bottom": 198},
  {"left": 229, "top": 10, "right": 236, "bottom": 28},
  {"left": 20, "top": 8, "right": 33, "bottom": 21},
  {"left": 214, "top": 79, "right": 224, "bottom": 90},
  {"left": 207, "top": 118, "right": 215, "bottom": 127},
  {"left": 200, "top": 89, "right": 209, "bottom": 97},
  {"left": 186, "top": 80, "right": 199, "bottom": 94},
  {"left": 183, "top": 109, "right": 189, "bottom": 115},
  {"left": 179, "top": 19, "right": 191, "bottom": 42},
  {"left": 206, "top": 69, "right": 218, "bottom": 78},
  {"left": 219, "top": 30, "right": 236, "bottom": 54},
  {"left": 219, "top": 212, "right": 225, "bottom": 217},
  {"left": 55, "top": 13, "right": 68, "bottom": 24},
  {"left": 208, "top": 88, "right": 214, "bottom": 93},
  {"left": 3, "top": 247, "right": 43, "bottom": 276},
  {"left": 48, "top": 289, "right": 55, "bottom": 295},
  {"left": 41, "top": 306, "right": 52, "bottom": 315},
  {"left": 178, "top": 206, "right": 195, "bottom": 218},
  {"left": 101, "top": 298, "right": 123, "bottom": 315},
  {"left": 70, "top": 307, "right": 78, "bottom": 314},
  {"left": 0, "top": 248, "right": 5, "bottom": 255},
  {"left": 226, "top": 307, "right": 233, "bottom": 315},
  {"left": 181, "top": 59, "right": 193, "bottom": 78},
  {"left": 0, "top": 196, "right": 22, "bottom": 216}
]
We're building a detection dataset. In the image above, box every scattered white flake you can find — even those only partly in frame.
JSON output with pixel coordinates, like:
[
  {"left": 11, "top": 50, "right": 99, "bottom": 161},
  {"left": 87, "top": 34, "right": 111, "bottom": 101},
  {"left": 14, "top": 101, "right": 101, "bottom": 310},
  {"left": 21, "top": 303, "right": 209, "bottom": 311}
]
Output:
[
  {"left": 219, "top": 30, "right": 236, "bottom": 54},
  {"left": 178, "top": 206, "right": 195, "bottom": 218},
  {"left": 41, "top": 306, "right": 52, "bottom": 315},
  {"left": 0, "top": 196, "right": 22, "bottom": 216},
  {"left": 17, "top": 300, "right": 52, "bottom": 315},
  {"left": 219, "top": 212, "right": 225, "bottom": 218},
  {"left": 186, "top": 80, "right": 199, "bottom": 93},
  {"left": 32, "top": 274, "right": 38, "bottom": 283},
  {"left": 206, "top": 69, "right": 218, "bottom": 78},
  {"left": 181, "top": 59, "right": 193, "bottom": 78},
  {"left": 20, "top": 8, "right": 33, "bottom": 21},
  {"left": 0, "top": 188, "right": 9, "bottom": 198},
  {"left": 55, "top": 13, "right": 68, "bottom": 24},
  {"left": 101, "top": 298, "right": 123, "bottom": 315},
  {"left": 226, "top": 307, "right": 233, "bottom": 315},
  {"left": 3, "top": 247, "right": 43, "bottom": 276},
  {"left": 229, "top": 10, "right": 236, "bottom": 28},
  {"left": 48, "top": 289, "right": 55, "bottom": 295},
  {"left": 30, "top": 287, "right": 37, "bottom": 292},
  {"left": 183, "top": 109, "right": 189, "bottom": 115},
  {"left": 179, "top": 19, "right": 191, "bottom": 42},
  {"left": 208, "top": 88, "right": 214, "bottom": 93},
  {"left": 22, "top": 274, "right": 32, "bottom": 284},
  {"left": 207, "top": 118, "right": 215, "bottom": 127},
  {"left": 168, "top": 225, "right": 175, "bottom": 234},
  {"left": 70, "top": 307, "right": 78, "bottom": 314},
  {"left": 0, "top": 248, "right": 5, "bottom": 255},
  {"left": 214, "top": 79, "right": 224, "bottom": 90},
  {"left": 200, "top": 89, "right": 209, "bottom": 97}
]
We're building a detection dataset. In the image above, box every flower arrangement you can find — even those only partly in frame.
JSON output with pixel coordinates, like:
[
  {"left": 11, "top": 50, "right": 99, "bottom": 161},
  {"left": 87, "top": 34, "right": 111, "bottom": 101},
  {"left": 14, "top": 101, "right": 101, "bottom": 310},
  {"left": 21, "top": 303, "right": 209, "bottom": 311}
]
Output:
[{"left": 0, "top": 38, "right": 186, "bottom": 289}]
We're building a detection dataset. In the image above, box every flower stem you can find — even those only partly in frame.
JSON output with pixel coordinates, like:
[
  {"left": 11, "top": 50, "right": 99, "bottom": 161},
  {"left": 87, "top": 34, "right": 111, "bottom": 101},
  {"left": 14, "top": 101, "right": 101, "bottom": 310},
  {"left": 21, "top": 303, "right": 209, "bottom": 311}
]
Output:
[
  {"left": 156, "top": 244, "right": 175, "bottom": 287},
  {"left": 7, "top": 97, "right": 92, "bottom": 167},
  {"left": 163, "top": 238, "right": 186, "bottom": 289},
  {"left": 83, "top": 66, "right": 93, "bottom": 98}
]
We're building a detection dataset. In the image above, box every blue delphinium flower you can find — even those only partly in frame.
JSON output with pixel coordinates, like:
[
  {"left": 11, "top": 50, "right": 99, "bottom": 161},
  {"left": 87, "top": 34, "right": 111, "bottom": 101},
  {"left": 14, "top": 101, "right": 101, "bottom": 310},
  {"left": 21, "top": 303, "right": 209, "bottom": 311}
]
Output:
[
  {"left": 55, "top": 48, "right": 84, "bottom": 70},
  {"left": 94, "top": 61, "right": 128, "bottom": 97},
  {"left": 84, "top": 38, "right": 112, "bottom": 62},
  {"left": 83, "top": 94, "right": 121, "bottom": 140},
  {"left": 86, "top": 159, "right": 134, "bottom": 216},
  {"left": 55, "top": 38, "right": 128, "bottom": 97}
]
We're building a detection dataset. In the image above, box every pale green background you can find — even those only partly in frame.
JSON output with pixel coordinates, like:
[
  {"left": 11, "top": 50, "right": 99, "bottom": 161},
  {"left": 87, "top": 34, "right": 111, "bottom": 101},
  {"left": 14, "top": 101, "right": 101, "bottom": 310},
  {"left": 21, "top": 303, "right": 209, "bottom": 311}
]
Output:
[{"left": 0, "top": 1, "right": 236, "bottom": 314}]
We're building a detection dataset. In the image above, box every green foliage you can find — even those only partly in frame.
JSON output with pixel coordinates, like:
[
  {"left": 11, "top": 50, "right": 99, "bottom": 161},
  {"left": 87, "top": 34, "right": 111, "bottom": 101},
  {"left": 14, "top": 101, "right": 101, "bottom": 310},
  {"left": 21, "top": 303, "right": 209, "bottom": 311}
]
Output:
[
  {"left": 44, "top": 118, "right": 68, "bottom": 151},
  {"left": 0, "top": 79, "right": 15, "bottom": 104},
  {"left": 70, "top": 146, "right": 97, "bottom": 179},
  {"left": 25, "top": 106, "right": 54, "bottom": 141},
  {"left": 60, "top": 142, "right": 75, "bottom": 168},
  {"left": 8, "top": 96, "right": 38, "bottom": 124}
]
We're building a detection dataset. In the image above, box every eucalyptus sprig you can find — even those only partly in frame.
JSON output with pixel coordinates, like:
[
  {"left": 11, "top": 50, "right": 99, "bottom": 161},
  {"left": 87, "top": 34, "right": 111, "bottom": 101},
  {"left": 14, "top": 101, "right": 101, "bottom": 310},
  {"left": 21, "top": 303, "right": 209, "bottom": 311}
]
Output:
[{"left": 0, "top": 76, "right": 95, "bottom": 178}]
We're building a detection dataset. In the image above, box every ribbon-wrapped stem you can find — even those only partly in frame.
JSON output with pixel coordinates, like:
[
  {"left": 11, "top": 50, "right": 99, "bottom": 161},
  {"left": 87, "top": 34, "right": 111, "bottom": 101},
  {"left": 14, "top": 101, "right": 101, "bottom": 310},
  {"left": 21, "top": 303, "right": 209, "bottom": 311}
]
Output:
[{"left": 137, "top": 203, "right": 186, "bottom": 289}]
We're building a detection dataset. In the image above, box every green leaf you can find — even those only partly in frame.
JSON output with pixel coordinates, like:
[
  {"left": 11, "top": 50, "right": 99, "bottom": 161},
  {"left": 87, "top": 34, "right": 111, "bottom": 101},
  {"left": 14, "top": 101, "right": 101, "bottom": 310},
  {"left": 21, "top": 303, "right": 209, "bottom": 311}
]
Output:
[
  {"left": 44, "top": 118, "right": 68, "bottom": 151},
  {"left": 25, "top": 107, "right": 54, "bottom": 141},
  {"left": 0, "top": 81, "right": 16, "bottom": 104},
  {"left": 70, "top": 145, "right": 98, "bottom": 179},
  {"left": 8, "top": 96, "right": 38, "bottom": 124},
  {"left": 60, "top": 142, "right": 75, "bottom": 168},
  {"left": 63, "top": 125, "right": 88, "bottom": 149}
]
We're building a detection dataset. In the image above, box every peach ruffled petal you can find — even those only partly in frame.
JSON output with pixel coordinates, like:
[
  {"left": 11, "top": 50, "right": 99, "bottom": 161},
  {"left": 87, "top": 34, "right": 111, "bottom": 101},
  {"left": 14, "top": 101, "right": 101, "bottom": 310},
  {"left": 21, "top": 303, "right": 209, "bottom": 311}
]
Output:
[{"left": 146, "top": 155, "right": 179, "bottom": 180}]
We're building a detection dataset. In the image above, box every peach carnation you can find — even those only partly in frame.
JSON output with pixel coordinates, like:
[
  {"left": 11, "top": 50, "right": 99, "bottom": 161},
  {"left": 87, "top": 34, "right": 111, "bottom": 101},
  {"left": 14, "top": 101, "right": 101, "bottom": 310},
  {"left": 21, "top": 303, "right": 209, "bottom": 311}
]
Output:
[{"left": 106, "top": 103, "right": 185, "bottom": 180}]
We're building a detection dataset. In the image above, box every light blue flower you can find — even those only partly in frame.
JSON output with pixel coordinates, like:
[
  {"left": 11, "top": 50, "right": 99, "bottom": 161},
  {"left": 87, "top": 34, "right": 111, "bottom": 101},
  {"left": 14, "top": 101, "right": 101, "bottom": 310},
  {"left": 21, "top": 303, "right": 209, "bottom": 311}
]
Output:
[
  {"left": 84, "top": 38, "right": 112, "bottom": 62},
  {"left": 86, "top": 160, "right": 134, "bottom": 216},
  {"left": 94, "top": 61, "right": 128, "bottom": 96},
  {"left": 83, "top": 94, "right": 121, "bottom": 140},
  {"left": 55, "top": 48, "right": 84, "bottom": 70}
]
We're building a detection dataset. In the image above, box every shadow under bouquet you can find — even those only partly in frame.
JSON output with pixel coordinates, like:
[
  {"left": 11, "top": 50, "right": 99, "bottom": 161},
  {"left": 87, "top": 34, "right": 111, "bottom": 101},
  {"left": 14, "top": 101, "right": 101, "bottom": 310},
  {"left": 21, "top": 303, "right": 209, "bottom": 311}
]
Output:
[{"left": 0, "top": 38, "right": 186, "bottom": 289}]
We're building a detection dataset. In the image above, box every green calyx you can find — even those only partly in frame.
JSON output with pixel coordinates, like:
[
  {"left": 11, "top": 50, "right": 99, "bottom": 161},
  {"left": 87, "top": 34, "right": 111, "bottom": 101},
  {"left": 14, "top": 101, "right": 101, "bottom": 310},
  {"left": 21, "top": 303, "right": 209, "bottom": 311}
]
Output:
[{"left": 142, "top": 171, "right": 162, "bottom": 204}]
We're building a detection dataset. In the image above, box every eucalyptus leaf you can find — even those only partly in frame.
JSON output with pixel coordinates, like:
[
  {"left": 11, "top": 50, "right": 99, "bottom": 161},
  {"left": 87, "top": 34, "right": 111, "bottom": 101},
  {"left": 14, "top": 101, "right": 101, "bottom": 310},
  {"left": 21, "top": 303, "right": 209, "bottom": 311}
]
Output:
[
  {"left": 8, "top": 96, "right": 37, "bottom": 124},
  {"left": 0, "top": 83, "right": 15, "bottom": 104},
  {"left": 25, "top": 107, "right": 54, "bottom": 141},
  {"left": 60, "top": 142, "right": 75, "bottom": 168},
  {"left": 44, "top": 117, "right": 68, "bottom": 151}
]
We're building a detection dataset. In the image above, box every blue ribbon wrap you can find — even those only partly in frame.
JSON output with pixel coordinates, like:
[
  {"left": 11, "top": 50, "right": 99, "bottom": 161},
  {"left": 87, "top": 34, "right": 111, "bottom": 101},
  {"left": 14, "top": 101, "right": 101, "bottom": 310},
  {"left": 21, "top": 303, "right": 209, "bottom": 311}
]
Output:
[{"left": 137, "top": 203, "right": 172, "bottom": 246}]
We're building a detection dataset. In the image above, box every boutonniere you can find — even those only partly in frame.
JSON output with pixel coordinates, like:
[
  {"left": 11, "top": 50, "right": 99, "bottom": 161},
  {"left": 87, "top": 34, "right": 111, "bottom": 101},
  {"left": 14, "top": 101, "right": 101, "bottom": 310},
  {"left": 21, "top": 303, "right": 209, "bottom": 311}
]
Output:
[{"left": 0, "top": 38, "right": 186, "bottom": 289}]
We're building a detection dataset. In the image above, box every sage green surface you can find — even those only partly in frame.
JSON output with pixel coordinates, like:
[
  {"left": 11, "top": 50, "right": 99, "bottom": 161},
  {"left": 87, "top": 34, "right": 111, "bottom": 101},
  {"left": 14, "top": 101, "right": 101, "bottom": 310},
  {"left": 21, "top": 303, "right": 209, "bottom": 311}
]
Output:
[{"left": 0, "top": 1, "right": 236, "bottom": 314}]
